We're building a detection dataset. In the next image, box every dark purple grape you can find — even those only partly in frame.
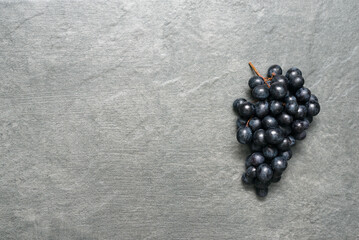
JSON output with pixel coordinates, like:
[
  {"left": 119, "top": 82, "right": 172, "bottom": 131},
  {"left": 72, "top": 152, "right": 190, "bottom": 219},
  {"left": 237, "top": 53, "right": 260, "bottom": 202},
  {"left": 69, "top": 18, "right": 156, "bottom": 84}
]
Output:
[
  {"left": 294, "top": 131, "right": 306, "bottom": 140},
  {"left": 271, "top": 176, "right": 281, "bottom": 183},
  {"left": 288, "top": 76, "right": 304, "bottom": 91},
  {"left": 302, "top": 119, "right": 310, "bottom": 130},
  {"left": 306, "top": 101, "right": 320, "bottom": 116},
  {"left": 269, "top": 82, "right": 287, "bottom": 99},
  {"left": 265, "top": 128, "right": 284, "bottom": 145},
  {"left": 247, "top": 152, "right": 265, "bottom": 167},
  {"left": 267, "top": 65, "right": 282, "bottom": 77},
  {"left": 277, "top": 112, "right": 293, "bottom": 126},
  {"left": 295, "top": 105, "right": 307, "bottom": 119},
  {"left": 256, "top": 187, "right": 268, "bottom": 197},
  {"left": 233, "top": 98, "right": 247, "bottom": 113},
  {"left": 253, "top": 129, "right": 267, "bottom": 147},
  {"left": 286, "top": 67, "right": 302, "bottom": 80},
  {"left": 277, "top": 138, "right": 291, "bottom": 151},
  {"left": 242, "top": 174, "right": 251, "bottom": 184},
  {"left": 246, "top": 166, "right": 257, "bottom": 179},
  {"left": 238, "top": 102, "right": 255, "bottom": 118},
  {"left": 262, "top": 146, "right": 278, "bottom": 159},
  {"left": 271, "top": 156, "right": 288, "bottom": 174},
  {"left": 254, "top": 178, "right": 271, "bottom": 189},
  {"left": 252, "top": 85, "right": 270, "bottom": 100},
  {"left": 285, "top": 101, "right": 299, "bottom": 115},
  {"left": 279, "top": 149, "right": 292, "bottom": 161},
  {"left": 262, "top": 116, "right": 278, "bottom": 129},
  {"left": 236, "top": 127, "right": 252, "bottom": 144},
  {"left": 237, "top": 117, "right": 247, "bottom": 128},
  {"left": 242, "top": 166, "right": 257, "bottom": 184},
  {"left": 256, "top": 163, "right": 273, "bottom": 182},
  {"left": 248, "top": 76, "right": 265, "bottom": 89},
  {"left": 271, "top": 75, "right": 288, "bottom": 86},
  {"left": 248, "top": 117, "right": 262, "bottom": 132},
  {"left": 292, "top": 120, "right": 305, "bottom": 133},
  {"left": 269, "top": 100, "right": 284, "bottom": 115},
  {"left": 255, "top": 101, "right": 269, "bottom": 118},
  {"left": 296, "top": 87, "right": 311, "bottom": 103},
  {"left": 285, "top": 95, "right": 297, "bottom": 103},
  {"left": 309, "top": 94, "right": 318, "bottom": 102}
]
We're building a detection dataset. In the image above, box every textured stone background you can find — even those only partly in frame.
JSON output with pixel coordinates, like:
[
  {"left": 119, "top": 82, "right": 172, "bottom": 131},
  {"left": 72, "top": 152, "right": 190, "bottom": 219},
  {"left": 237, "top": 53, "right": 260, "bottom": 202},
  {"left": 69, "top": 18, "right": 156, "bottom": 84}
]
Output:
[{"left": 0, "top": 1, "right": 358, "bottom": 239}]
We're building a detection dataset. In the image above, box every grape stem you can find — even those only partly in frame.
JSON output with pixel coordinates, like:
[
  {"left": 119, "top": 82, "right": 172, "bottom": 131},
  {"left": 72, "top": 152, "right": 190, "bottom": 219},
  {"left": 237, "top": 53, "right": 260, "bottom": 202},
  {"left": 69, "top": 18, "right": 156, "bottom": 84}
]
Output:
[
  {"left": 248, "top": 62, "right": 274, "bottom": 88},
  {"left": 248, "top": 62, "right": 264, "bottom": 79},
  {"left": 246, "top": 116, "right": 252, "bottom": 127}
]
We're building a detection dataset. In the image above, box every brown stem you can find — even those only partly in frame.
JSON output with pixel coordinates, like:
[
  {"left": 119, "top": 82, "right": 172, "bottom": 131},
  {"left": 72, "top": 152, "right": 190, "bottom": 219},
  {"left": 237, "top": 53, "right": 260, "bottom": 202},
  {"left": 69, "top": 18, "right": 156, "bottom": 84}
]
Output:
[
  {"left": 248, "top": 62, "right": 264, "bottom": 79},
  {"left": 246, "top": 116, "right": 253, "bottom": 127},
  {"left": 248, "top": 62, "right": 270, "bottom": 88}
]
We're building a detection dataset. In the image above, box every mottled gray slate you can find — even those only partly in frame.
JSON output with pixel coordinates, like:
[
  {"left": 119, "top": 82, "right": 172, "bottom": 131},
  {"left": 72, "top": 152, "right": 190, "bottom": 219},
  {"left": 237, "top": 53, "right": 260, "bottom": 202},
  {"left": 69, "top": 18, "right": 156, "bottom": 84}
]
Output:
[{"left": 0, "top": 1, "right": 358, "bottom": 239}]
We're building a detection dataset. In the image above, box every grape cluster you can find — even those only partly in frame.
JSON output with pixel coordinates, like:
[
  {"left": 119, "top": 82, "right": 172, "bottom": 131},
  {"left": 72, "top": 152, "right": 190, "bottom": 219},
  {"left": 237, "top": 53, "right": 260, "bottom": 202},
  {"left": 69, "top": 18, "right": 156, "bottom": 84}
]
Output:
[{"left": 233, "top": 64, "right": 320, "bottom": 197}]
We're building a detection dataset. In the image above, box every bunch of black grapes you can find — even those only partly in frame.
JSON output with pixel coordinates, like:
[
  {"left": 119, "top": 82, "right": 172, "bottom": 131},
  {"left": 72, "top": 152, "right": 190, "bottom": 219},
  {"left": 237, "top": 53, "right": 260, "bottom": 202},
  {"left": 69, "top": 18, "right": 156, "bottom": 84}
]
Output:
[{"left": 233, "top": 64, "right": 320, "bottom": 197}]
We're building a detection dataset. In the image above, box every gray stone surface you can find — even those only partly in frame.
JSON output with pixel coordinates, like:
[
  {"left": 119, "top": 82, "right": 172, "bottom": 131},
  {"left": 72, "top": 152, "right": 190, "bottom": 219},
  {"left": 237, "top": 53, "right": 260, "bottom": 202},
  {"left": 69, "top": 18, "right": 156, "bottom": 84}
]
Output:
[{"left": 0, "top": 1, "right": 358, "bottom": 239}]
